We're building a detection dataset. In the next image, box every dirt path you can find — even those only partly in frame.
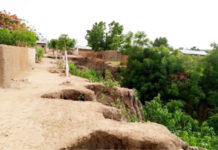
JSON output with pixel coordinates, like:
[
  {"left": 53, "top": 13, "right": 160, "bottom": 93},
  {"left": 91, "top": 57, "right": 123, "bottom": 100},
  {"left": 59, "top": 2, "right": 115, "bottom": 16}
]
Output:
[
  {"left": 0, "top": 58, "right": 99, "bottom": 150},
  {"left": 0, "top": 57, "right": 187, "bottom": 150}
]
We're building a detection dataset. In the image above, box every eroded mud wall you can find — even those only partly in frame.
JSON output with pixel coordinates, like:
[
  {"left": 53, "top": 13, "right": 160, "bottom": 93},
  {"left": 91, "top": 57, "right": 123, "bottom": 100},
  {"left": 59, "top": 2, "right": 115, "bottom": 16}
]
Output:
[{"left": 0, "top": 44, "right": 30, "bottom": 87}]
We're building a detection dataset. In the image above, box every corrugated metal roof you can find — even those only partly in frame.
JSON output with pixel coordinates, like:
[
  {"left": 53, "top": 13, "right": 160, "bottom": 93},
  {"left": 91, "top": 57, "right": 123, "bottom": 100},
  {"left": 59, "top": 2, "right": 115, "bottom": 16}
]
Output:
[
  {"left": 180, "top": 49, "right": 207, "bottom": 56},
  {"left": 77, "top": 45, "right": 92, "bottom": 50}
]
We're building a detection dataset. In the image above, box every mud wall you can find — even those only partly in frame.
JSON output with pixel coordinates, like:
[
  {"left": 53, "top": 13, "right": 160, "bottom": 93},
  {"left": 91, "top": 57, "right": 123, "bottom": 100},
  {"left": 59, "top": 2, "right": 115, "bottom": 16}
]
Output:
[
  {"left": 101, "top": 50, "right": 120, "bottom": 61},
  {"left": 0, "top": 44, "right": 33, "bottom": 88},
  {"left": 28, "top": 48, "right": 36, "bottom": 68},
  {"left": 79, "top": 50, "right": 97, "bottom": 58},
  {"left": 78, "top": 50, "right": 122, "bottom": 61},
  {"left": 121, "top": 55, "right": 128, "bottom": 65}
]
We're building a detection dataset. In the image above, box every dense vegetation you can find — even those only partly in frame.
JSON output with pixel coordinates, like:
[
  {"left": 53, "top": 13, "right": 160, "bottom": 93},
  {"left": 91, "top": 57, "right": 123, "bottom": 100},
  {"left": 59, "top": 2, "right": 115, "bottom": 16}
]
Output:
[
  {"left": 144, "top": 95, "right": 218, "bottom": 149},
  {"left": 84, "top": 21, "right": 218, "bottom": 149},
  {"left": 0, "top": 28, "right": 37, "bottom": 47},
  {"left": 0, "top": 11, "right": 37, "bottom": 47},
  {"left": 120, "top": 40, "right": 218, "bottom": 149}
]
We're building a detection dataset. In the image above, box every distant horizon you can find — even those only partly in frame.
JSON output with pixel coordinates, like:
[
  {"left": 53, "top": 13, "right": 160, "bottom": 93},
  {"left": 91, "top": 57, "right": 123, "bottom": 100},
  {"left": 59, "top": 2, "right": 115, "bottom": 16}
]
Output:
[{"left": 2, "top": 0, "right": 218, "bottom": 49}]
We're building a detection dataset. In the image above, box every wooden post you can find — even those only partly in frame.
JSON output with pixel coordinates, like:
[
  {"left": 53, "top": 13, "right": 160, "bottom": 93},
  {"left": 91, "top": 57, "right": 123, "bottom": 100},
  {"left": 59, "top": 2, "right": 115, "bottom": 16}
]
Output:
[{"left": 65, "top": 50, "right": 69, "bottom": 82}]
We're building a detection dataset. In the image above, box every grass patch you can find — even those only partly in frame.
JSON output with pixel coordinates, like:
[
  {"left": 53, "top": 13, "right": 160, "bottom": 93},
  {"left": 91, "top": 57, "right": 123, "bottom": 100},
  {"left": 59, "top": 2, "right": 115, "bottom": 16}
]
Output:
[{"left": 69, "top": 63, "right": 120, "bottom": 87}]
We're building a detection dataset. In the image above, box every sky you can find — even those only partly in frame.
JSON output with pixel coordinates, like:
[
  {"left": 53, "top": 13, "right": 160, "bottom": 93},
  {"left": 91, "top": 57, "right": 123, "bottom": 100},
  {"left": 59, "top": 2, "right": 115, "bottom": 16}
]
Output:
[{"left": 1, "top": 0, "right": 218, "bottom": 49}]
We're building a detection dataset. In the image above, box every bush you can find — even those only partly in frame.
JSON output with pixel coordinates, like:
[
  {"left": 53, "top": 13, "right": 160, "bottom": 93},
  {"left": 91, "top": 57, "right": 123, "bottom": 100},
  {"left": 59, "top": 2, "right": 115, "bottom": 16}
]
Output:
[
  {"left": 0, "top": 28, "right": 12, "bottom": 45},
  {"left": 207, "top": 113, "right": 218, "bottom": 134},
  {"left": 0, "top": 28, "right": 37, "bottom": 47},
  {"left": 143, "top": 95, "right": 216, "bottom": 149},
  {"left": 11, "top": 29, "right": 37, "bottom": 47},
  {"left": 36, "top": 48, "right": 44, "bottom": 62}
]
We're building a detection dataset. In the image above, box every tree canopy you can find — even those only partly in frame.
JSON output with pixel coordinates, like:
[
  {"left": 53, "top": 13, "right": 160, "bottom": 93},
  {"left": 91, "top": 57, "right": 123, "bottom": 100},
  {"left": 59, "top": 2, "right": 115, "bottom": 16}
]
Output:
[
  {"left": 0, "top": 10, "right": 37, "bottom": 47},
  {"left": 57, "top": 34, "right": 76, "bottom": 50},
  {"left": 85, "top": 21, "right": 124, "bottom": 51},
  {"left": 120, "top": 31, "right": 150, "bottom": 55},
  {"left": 0, "top": 10, "right": 28, "bottom": 31},
  {"left": 152, "top": 37, "right": 169, "bottom": 47},
  {"left": 48, "top": 39, "right": 58, "bottom": 49}
]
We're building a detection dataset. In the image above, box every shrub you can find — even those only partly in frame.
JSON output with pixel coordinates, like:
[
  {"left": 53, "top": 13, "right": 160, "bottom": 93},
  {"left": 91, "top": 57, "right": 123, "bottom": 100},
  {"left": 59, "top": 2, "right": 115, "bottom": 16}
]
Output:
[
  {"left": 36, "top": 48, "right": 44, "bottom": 62},
  {"left": 0, "top": 28, "right": 37, "bottom": 47},
  {"left": 207, "top": 113, "right": 218, "bottom": 134},
  {"left": 143, "top": 95, "right": 216, "bottom": 150},
  {"left": 0, "top": 28, "right": 12, "bottom": 45},
  {"left": 11, "top": 29, "right": 37, "bottom": 47}
]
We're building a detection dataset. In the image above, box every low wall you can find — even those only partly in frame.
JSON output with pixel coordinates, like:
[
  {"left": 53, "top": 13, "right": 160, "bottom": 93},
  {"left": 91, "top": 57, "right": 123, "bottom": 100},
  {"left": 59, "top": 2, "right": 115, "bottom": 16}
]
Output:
[
  {"left": 79, "top": 50, "right": 97, "bottom": 58},
  {"left": 121, "top": 55, "right": 128, "bottom": 65},
  {"left": 0, "top": 45, "right": 35, "bottom": 88},
  {"left": 28, "top": 48, "right": 36, "bottom": 68},
  {"left": 101, "top": 50, "right": 121, "bottom": 61},
  {"left": 78, "top": 50, "right": 121, "bottom": 61}
]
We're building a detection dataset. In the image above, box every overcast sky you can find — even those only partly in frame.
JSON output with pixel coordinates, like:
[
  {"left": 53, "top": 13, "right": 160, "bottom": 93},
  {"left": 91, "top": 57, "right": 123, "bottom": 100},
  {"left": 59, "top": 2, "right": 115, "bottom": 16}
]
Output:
[{"left": 2, "top": 0, "right": 218, "bottom": 49}]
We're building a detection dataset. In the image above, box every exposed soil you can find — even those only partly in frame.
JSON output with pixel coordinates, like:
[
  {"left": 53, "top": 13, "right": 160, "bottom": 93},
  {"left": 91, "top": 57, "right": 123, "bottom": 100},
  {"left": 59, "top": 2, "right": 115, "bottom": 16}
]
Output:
[
  {"left": 41, "top": 89, "right": 94, "bottom": 101},
  {"left": 0, "top": 56, "right": 190, "bottom": 150}
]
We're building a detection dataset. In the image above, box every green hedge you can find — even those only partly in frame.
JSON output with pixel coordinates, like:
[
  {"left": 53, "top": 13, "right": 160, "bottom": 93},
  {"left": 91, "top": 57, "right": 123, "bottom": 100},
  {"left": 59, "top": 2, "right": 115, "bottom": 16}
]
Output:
[{"left": 0, "top": 28, "right": 37, "bottom": 47}]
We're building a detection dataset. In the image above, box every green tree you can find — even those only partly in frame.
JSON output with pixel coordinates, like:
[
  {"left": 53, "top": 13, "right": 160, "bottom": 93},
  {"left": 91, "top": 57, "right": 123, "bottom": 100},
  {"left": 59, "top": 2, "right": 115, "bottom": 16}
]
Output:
[
  {"left": 210, "top": 42, "right": 218, "bottom": 50},
  {"left": 85, "top": 21, "right": 124, "bottom": 51},
  {"left": 207, "top": 114, "right": 218, "bottom": 134},
  {"left": 201, "top": 48, "right": 218, "bottom": 108},
  {"left": 133, "top": 31, "right": 150, "bottom": 48},
  {"left": 152, "top": 37, "right": 168, "bottom": 47},
  {"left": 85, "top": 21, "right": 106, "bottom": 51},
  {"left": 106, "top": 21, "right": 124, "bottom": 50},
  {"left": 48, "top": 39, "right": 58, "bottom": 49},
  {"left": 121, "top": 46, "right": 174, "bottom": 101},
  {"left": 120, "top": 31, "right": 150, "bottom": 55},
  {"left": 57, "top": 34, "right": 76, "bottom": 50}
]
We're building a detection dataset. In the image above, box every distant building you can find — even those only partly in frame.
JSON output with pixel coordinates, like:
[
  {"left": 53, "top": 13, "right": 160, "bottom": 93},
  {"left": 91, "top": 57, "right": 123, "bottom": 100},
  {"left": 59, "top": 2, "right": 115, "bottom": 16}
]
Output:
[
  {"left": 36, "top": 33, "right": 47, "bottom": 52},
  {"left": 76, "top": 46, "right": 92, "bottom": 51},
  {"left": 179, "top": 49, "right": 207, "bottom": 56},
  {"left": 72, "top": 45, "right": 92, "bottom": 55}
]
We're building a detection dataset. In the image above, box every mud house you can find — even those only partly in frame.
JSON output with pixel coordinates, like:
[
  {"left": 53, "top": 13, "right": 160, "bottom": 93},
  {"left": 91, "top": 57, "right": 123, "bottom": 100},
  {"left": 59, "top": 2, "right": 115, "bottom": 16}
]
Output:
[{"left": 73, "top": 46, "right": 92, "bottom": 55}]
